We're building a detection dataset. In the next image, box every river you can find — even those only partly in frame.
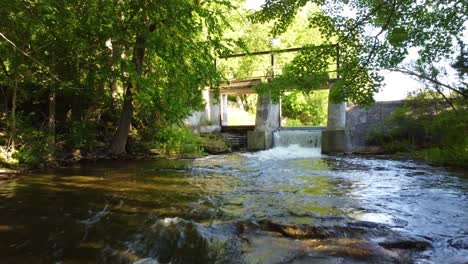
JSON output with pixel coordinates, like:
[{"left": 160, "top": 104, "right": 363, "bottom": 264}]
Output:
[{"left": 0, "top": 146, "right": 467, "bottom": 263}]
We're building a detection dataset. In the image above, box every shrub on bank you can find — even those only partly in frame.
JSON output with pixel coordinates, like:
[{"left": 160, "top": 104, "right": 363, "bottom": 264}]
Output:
[
  {"left": 369, "top": 92, "right": 468, "bottom": 168},
  {"left": 144, "top": 125, "right": 203, "bottom": 157}
]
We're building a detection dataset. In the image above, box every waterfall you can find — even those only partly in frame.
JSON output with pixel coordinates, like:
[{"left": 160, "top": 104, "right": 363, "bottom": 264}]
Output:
[{"left": 273, "top": 129, "right": 322, "bottom": 148}]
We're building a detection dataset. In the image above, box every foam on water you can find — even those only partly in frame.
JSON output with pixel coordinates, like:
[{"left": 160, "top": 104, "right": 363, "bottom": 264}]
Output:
[
  {"left": 273, "top": 130, "right": 322, "bottom": 148},
  {"left": 242, "top": 144, "right": 322, "bottom": 161}
]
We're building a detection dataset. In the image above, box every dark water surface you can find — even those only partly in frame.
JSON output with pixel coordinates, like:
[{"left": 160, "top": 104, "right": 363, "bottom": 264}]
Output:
[{"left": 0, "top": 147, "right": 467, "bottom": 263}]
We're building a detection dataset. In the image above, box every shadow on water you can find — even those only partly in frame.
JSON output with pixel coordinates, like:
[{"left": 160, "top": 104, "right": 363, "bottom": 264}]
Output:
[{"left": 0, "top": 148, "right": 467, "bottom": 263}]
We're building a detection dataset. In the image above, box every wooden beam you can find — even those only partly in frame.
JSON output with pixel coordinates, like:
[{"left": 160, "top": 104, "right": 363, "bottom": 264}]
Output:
[
  {"left": 219, "top": 88, "right": 257, "bottom": 95},
  {"left": 215, "top": 77, "right": 339, "bottom": 95},
  {"left": 220, "top": 44, "right": 338, "bottom": 59}
]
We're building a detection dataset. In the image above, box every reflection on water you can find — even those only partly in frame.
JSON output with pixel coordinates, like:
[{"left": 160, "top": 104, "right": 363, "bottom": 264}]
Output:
[{"left": 0, "top": 146, "right": 467, "bottom": 263}]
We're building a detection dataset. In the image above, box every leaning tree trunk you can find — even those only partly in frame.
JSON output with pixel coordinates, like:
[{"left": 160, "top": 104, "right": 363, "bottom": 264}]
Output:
[
  {"left": 236, "top": 95, "right": 246, "bottom": 112},
  {"left": 47, "top": 86, "right": 56, "bottom": 162},
  {"left": 109, "top": 82, "right": 134, "bottom": 155},
  {"left": 110, "top": 39, "right": 121, "bottom": 110},
  {"left": 110, "top": 79, "right": 119, "bottom": 109},
  {"left": 6, "top": 77, "right": 17, "bottom": 158},
  {"left": 109, "top": 36, "right": 145, "bottom": 155}
]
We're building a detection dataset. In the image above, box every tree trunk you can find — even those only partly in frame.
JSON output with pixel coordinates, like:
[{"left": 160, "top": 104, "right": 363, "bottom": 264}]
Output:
[
  {"left": 109, "top": 36, "right": 145, "bottom": 155},
  {"left": 236, "top": 95, "right": 245, "bottom": 112},
  {"left": 109, "top": 82, "right": 134, "bottom": 155},
  {"left": 47, "top": 87, "right": 56, "bottom": 162},
  {"left": 110, "top": 79, "right": 119, "bottom": 109},
  {"left": 6, "top": 77, "right": 17, "bottom": 158},
  {"left": 110, "top": 39, "right": 121, "bottom": 110}
]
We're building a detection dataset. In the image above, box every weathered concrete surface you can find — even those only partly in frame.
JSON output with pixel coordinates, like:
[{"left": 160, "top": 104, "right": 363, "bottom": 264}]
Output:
[
  {"left": 209, "top": 91, "right": 221, "bottom": 126},
  {"left": 322, "top": 95, "right": 348, "bottom": 153},
  {"left": 185, "top": 111, "right": 204, "bottom": 128},
  {"left": 199, "top": 125, "right": 221, "bottom": 134},
  {"left": 186, "top": 88, "right": 220, "bottom": 131},
  {"left": 346, "top": 100, "right": 404, "bottom": 152},
  {"left": 327, "top": 102, "right": 346, "bottom": 129},
  {"left": 221, "top": 94, "right": 229, "bottom": 126},
  {"left": 247, "top": 131, "right": 266, "bottom": 151},
  {"left": 322, "top": 129, "right": 349, "bottom": 154},
  {"left": 253, "top": 95, "right": 280, "bottom": 149}
]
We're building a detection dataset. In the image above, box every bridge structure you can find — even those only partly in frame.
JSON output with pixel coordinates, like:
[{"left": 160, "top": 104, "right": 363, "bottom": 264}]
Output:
[{"left": 192, "top": 45, "right": 348, "bottom": 153}]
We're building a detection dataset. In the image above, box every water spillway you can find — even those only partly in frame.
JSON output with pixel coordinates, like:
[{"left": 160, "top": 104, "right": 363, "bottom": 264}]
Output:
[{"left": 273, "top": 128, "right": 324, "bottom": 148}]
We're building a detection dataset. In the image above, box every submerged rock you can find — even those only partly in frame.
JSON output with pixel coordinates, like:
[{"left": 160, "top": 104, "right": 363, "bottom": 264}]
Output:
[
  {"left": 244, "top": 220, "right": 435, "bottom": 263},
  {"left": 448, "top": 236, "right": 468, "bottom": 250},
  {"left": 258, "top": 220, "right": 392, "bottom": 240},
  {"left": 133, "top": 258, "right": 159, "bottom": 264},
  {"left": 200, "top": 134, "right": 232, "bottom": 154},
  {"left": 242, "top": 226, "right": 403, "bottom": 264},
  {"left": 130, "top": 217, "right": 244, "bottom": 264},
  {"left": 378, "top": 238, "right": 431, "bottom": 250}
]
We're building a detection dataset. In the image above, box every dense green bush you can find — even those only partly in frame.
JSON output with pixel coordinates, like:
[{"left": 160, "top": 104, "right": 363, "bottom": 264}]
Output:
[
  {"left": 281, "top": 90, "right": 328, "bottom": 126},
  {"left": 283, "top": 118, "right": 305, "bottom": 127},
  {"left": 63, "top": 121, "right": 98, "bottom": 150},
  {"left": 144, "top": 125, "right": 203, "bottom": 157},
  {"left": 371, "top": 92, "right": 468, "bottom": 167},
  {"left": 13, "top": 128, "right": 49, "bottom": 167}
]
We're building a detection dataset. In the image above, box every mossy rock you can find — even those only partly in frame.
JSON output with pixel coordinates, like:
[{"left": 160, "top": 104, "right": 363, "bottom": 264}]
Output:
[{"left": 200, "top": 134, "right": 232, "bottom": 154}]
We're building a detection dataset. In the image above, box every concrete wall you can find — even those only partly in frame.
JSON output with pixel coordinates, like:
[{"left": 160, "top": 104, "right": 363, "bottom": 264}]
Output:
[
  {"left": 254, "top": 95, "right": 281, "bottom": 149},
  {"left": 185, "top": 88, "right": 221, "bottom": 133},
  {"left": 322, "top": 99, "right": 349, "bottom": 154},
  {"left": 346, "top": 100, "right": 404, "bottom": 151},
  {"left": 185, "top": 111, "right": 205, "bottom": 127},
  {"left": 187, "top": 88, "right": 406, "bottom": 152}
]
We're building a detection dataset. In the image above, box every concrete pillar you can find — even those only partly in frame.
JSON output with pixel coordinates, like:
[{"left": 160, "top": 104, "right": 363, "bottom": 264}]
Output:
[
  {"left": 248, "top": 95, "right": 280, "bottom": 150},
  {"left": 209, "top": 91, "right": 220, "bottom": 126},
  {"left": 202, "top": 88, "right": 210, "bottom": 121},
  {"left": 221, "top": 94, "right": 229, "bottom": 126},
  {"left": 327, "top": 101, "right": 346, "bottom": 129},
  {"left": 322, "top": 89, "right": 349, "bottom": 153}
]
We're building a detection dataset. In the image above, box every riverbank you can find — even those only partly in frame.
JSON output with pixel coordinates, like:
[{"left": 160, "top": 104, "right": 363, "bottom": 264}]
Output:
[
  {"left": 2, "top": 143, "right": 465, "bottom": 186},
  {"left": 383, "top": 150, "right": 467, "bottom": 170},
  {"left": 350, "top": 145, "right": 468, "bottom": 170},
  {"left": 0, "top": 130, "right": 233, "bottom": 174},
  {"left": 0, "top": 168, "right": 20, "bottom": 184}
]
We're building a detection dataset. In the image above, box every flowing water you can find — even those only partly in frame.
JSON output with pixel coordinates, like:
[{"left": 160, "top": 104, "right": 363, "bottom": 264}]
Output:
[
  {"left": 273, "top": 130, "right": 322, "bottom": 148},
  {"left": 0, "top": 147, "right": 467, "bottom": 263}
]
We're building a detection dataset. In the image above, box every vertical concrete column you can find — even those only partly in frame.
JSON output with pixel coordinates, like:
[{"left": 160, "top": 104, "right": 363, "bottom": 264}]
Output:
[
  {"left": 202, "top": 87, "right": 210, "bottom": 121},
  {"left": 322, "top": 87, "right": 349, "bottom": 153},
  {"left": 208, "top": 91, "right": 220, "bottom": 126},
  {"left": 249, "top": 95, "right": 280, "bottom": 150},
  {"left": 327, "top": 101, "right": 346, "bottom": 129},
  {"left": 221, "top": 94, "right": 229, "bottom": 126},
  {"left": 265, "top": 102, "right": 281, "bottom": 149}
]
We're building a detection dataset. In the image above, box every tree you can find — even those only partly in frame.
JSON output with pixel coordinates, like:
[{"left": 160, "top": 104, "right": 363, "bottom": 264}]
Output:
[
  {"left": 217, "top": 2, "right": 325, "bottom": 80},
  {"left": 250, "top": 0, "right": 467, "bottom": 105},
  {"left": 0, "top": 0, "right": 237, "bottom": 163},
  {"left": 108, "top": 0, "right": 235, "bottom": 154},
  {"left": 390, "top": 41, "right": 467, "bottom": 110}
]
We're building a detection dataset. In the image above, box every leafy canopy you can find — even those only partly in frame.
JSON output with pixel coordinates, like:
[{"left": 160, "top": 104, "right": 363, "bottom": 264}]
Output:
[{"left": 250, "top": 0, "right": 467, "bottom": 105}]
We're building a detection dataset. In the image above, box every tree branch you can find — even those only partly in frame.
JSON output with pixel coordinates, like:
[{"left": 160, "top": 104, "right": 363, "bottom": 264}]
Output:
[
  {"left": 432, "top": 80, "right": 457, "bottom": 111},
  {"left": 392, "top": 67, "right": 467, "bottom": 98},
  {"left": 0, "top": 32, "right": 62, "bottom": 83}
]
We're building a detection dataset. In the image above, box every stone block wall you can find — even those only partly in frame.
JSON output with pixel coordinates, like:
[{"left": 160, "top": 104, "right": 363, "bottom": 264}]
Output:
[{"left": 346, "top": 100, "right": 405, "bottom": 151}]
